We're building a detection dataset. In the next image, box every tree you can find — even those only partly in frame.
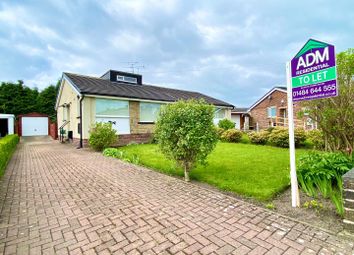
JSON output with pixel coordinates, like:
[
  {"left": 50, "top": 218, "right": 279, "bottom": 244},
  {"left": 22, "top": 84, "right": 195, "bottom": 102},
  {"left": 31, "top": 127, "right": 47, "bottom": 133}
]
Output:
[
  {"left": 0, "top": 79, "right": 60, "bottom": 119},
  {"left": 37, "top": 84, "right": 59, "bottom": 120},
  {"left": 155, "top": 99, "right": 218, "bottom": 181},
  {"left": 303, "top": 48, "right": 354, "bottom": 155}
]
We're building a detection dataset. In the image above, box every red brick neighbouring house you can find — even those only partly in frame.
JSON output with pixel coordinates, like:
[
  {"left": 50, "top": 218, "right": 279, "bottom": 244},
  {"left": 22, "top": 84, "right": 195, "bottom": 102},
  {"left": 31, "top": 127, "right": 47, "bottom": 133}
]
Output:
[{"left": 248, "top": 87, "right": 316, "bottom": 130}]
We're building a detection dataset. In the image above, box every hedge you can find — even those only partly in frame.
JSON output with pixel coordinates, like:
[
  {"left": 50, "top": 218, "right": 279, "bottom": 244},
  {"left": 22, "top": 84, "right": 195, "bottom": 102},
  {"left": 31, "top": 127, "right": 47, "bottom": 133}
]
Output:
[{"left": 0, "top": 135, "right": 20, "bottom": 177}]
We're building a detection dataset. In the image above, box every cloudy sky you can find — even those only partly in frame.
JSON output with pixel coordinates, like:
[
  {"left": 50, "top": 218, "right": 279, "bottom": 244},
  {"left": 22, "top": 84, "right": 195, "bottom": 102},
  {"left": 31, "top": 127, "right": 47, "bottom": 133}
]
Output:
[{"left": 0, "top": 0, "right": 353, "bottom": 107}]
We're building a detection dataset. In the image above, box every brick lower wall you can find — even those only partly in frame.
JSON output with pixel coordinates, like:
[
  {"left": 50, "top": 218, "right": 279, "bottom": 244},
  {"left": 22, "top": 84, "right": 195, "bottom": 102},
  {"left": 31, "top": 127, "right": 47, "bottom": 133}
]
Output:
[
  {"left": 72, "top": 133, "right": 153, "bottom": 148},
  {"left": 72, "top": 138, "right": 89, "bottom": 148},
  {"left": 343, "top": 169, "right": 354, "bottom": 232},
  {"left": 116, "top": 133, "right": 153, "bottom": 146}
]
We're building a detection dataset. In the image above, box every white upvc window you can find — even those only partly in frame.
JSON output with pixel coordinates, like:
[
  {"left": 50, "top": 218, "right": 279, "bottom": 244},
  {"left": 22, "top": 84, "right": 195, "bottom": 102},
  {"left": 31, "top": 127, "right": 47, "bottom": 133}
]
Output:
[
  {"left": 140, "top": 102, "right": 162, "bottom": 122},
  {"left": 267, "top": 106, "right": 276, "bottom": 118},
  {"left": 213, "top": 107, "right": 226, "bottom": 125},
  {"left": 96, "top": 99, "right": 129, "bottom": 117},
  {"left": 214, "top": 108, "right": 225, "bottom": 119},
  {"left": 95, "top": 98, "right": 130, "bottom": 134},
  {"left": 62, "top": 105, "right": 69, "bottom": 122}
]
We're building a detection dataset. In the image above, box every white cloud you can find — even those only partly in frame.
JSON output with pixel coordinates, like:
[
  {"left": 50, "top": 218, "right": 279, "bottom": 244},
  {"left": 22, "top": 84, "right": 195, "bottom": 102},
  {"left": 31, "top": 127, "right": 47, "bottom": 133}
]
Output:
[
  {"left": 101, "top": 0, "right": 177, "bottom": 17},
  {"left": 109, "top": 31, "right": 152, "bottom": 53},
  {"left": 0, "top": 4, "right": 59, "bottom": 41},
  {"left": 188, "top": 9, "right": 259, "bottom": 48},
  {"left": 14, "top": 44, "right": 44, "bottom": 57}
]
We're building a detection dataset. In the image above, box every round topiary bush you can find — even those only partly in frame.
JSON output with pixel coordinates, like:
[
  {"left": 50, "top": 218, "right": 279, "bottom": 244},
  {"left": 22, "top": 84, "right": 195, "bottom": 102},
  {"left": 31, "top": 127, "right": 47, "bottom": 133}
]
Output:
[
  {"left": 221, "top": 129, "right": 243, "bottom": 143},
  {"left": 218, "top": 119, "right": 235, "bottom": 130},
  {"left": 154, "top": 99, "right": 218, "bottom": 181},
  {"left": 248, "top": 130, "right": 270, "bottom": 145},
  {"left": 268, "top": 127, "right": 306, "bottom": 147},
  {"left": 89, "top": 122, "right": 117, "bottom": 151}
]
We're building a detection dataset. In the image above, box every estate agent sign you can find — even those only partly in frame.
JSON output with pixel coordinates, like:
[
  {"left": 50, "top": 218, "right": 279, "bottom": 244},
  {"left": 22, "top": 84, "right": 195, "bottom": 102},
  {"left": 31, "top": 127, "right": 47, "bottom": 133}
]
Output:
[
  {"left": 290, "top": 39, "right": 337, "bottom": 102},
  {"left": 286, "top": 38, "right": 337, "bottom": 208}
]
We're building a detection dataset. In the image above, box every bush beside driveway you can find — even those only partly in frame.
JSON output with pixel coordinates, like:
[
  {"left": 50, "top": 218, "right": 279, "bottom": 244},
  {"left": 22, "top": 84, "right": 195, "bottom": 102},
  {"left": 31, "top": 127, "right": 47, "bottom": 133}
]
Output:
[{"left": 0, "top": 134, "right": 19, "bottom": 177}]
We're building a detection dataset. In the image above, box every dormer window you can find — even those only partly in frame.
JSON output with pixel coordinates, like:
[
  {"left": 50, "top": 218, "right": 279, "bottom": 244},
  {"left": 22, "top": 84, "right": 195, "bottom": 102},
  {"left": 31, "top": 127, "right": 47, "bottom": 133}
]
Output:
[{"left": 117, "top": 75, "right": 137, "bottom": 84}]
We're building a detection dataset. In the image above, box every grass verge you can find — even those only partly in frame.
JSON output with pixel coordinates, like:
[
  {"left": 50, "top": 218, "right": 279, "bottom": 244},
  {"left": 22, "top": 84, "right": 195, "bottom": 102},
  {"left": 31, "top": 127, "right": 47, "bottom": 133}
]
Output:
[{"left": 114, "top": 142, "right": 310, "bottom": 201}]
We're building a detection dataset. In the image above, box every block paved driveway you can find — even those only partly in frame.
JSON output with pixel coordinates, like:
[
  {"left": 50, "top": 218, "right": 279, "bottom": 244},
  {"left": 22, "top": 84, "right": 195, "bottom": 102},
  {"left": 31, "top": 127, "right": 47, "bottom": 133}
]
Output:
[{"left": 0, "top": 138, "right": 353, "bottom": 255}]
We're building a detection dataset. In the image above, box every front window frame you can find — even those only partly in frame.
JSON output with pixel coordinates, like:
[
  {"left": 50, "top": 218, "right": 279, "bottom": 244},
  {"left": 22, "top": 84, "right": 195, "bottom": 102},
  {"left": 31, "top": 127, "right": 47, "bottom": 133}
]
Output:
[{"left": 139, "top": 102, "right": 162, "bottom": 123}]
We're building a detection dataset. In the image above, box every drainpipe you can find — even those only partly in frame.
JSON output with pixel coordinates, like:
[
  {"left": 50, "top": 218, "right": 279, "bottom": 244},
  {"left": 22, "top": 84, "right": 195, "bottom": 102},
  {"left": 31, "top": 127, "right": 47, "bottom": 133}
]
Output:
[{"left": 78, "top": 95, "right": 84, "bottom": 149}]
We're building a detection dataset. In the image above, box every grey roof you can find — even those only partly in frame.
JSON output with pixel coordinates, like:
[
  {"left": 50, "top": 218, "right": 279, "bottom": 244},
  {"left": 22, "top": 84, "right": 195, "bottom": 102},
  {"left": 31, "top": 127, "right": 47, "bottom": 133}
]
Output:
[
  {"left": 231, "top": 107, "right": 248, "bottom": 113},
  {"left": 64, "top": 72, "right": 234, "bottom": 107}
]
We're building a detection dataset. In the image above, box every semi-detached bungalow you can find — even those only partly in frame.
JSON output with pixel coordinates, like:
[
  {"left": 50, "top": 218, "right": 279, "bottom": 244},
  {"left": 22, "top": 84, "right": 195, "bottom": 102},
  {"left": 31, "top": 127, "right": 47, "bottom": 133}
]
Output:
[{"left": 55, "top": 70, "right": 234, "bottom": 147}]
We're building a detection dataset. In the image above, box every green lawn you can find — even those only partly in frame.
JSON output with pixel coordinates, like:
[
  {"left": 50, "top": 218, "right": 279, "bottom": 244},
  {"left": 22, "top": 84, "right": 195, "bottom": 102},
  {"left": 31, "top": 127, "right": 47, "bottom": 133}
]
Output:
[{"left": 117, "top": 143, "right": 309, "bottom": 201}]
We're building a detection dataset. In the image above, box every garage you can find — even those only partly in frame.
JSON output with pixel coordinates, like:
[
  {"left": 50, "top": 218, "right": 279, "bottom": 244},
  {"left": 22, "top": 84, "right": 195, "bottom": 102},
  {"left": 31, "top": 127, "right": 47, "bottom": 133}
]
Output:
[
  {"left": 19, "top": 113, "right": 49, "bottom": 136},
  {"left": 0, "top": 114, "right": 15, "bottom": 137}
]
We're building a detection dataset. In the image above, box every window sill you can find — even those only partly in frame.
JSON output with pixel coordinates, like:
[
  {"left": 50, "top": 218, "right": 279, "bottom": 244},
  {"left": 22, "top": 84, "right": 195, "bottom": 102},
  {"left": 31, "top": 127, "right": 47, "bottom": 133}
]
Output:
[{"left": 138, "top": 121, "right": 155, "bottom": 124}]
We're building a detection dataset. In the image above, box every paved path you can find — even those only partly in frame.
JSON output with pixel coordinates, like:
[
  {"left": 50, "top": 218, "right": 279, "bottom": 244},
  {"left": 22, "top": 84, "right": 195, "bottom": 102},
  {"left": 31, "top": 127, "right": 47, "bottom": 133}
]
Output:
[{"left": 0, "top": 139, "right": 353, "bottom": 255}]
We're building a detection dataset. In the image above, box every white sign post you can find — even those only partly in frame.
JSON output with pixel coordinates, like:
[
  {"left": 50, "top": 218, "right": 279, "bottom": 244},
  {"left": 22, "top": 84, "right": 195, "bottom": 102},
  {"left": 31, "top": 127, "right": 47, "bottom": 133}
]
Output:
[
  {"left": 287, "top": 39, "right": 337, "bottom": 208},
  {"left": 286, "top": 62, "right": 299, "bottom": 208}
]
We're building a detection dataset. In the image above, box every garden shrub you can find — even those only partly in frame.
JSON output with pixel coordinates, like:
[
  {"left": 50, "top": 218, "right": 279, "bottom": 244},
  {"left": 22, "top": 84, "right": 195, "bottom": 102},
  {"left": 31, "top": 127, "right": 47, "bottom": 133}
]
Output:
[
  {"left": 0, "top": 134, "right": 20, "bottom": 176},
  {"left": 248, "top": 130, "right": 270, "bottom": 145},
  {"left": 155, "top": 99, "right": 218, "bottom": 181},
  {"left": 306, "top": 129, "right": 325, "bottom": 150},
  {"left": 89, "top": 122, "right": 117, "bottom": 151},
  {"left": 216, "top": 127, "right": 225, "bottom": 139},
  {"left": 268, "top": 127, "right": 306, "bottom": 148},
  {"left": 266, "top": 127, "right": 275, "bottom": 133},
  {"left": 220, "top": 129, "right": 243, "bottom": 143},
  {"left": 148, "top": 133, "right": 158, "bottom": 144},
  {"left": 297, "top": 152, "right": 353, "bottom": 216},
  {"left": 218, "top": 119, "right": 235, "bottom": 130},
  {"left": 240, "top": 132, "right": 251, "bottom": 144}
]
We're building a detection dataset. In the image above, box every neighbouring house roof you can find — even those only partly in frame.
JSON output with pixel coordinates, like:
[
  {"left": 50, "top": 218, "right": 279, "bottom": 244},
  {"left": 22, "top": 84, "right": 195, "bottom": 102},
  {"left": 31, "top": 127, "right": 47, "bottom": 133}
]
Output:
[
  {"left": 231, "top": 107, "right": 249, "bottom": 113},
  {"left": 248, "top": 86, "right": 287, "bottom": 111},
  {"left": 62, "top": 72, "right": 234, "bottom": 108}
]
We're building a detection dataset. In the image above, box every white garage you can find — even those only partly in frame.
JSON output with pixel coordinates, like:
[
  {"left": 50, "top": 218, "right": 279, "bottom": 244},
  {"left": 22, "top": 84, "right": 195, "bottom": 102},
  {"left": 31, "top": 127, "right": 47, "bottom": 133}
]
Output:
[{"left": 21, "top": 116, "right": 48, "bottom": 136}]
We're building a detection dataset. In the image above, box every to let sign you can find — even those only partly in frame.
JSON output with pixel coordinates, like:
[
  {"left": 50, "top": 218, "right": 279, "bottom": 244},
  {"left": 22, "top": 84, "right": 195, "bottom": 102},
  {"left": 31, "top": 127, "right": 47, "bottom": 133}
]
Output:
[{"left": 290, "top": 39, "right": 337, "bottom": 102}]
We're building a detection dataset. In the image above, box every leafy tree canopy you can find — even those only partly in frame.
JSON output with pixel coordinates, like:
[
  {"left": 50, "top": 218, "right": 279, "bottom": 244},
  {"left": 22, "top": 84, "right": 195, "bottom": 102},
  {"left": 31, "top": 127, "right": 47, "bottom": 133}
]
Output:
[
  {"left": 303, "top": 48, "right": 354, "bottom": 155},
  {"left": 0, "top": 79, "right": 60, "bottom": 120}
]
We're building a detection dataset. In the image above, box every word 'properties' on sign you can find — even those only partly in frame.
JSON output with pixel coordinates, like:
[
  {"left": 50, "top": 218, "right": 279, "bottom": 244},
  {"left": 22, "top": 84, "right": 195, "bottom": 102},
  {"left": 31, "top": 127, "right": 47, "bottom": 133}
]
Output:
[{"left": 290, "top": 39, "right": 337, "bottom": 102}]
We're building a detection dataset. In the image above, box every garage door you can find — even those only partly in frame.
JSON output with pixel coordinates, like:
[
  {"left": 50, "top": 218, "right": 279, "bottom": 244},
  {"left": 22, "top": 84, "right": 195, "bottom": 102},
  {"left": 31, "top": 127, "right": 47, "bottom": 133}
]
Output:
[
  {"left": 231, "top": 115, "right": 241, "bottom": 129},
  {"left": 22, "top": 117, "right": 48, "bottom": 136}
]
